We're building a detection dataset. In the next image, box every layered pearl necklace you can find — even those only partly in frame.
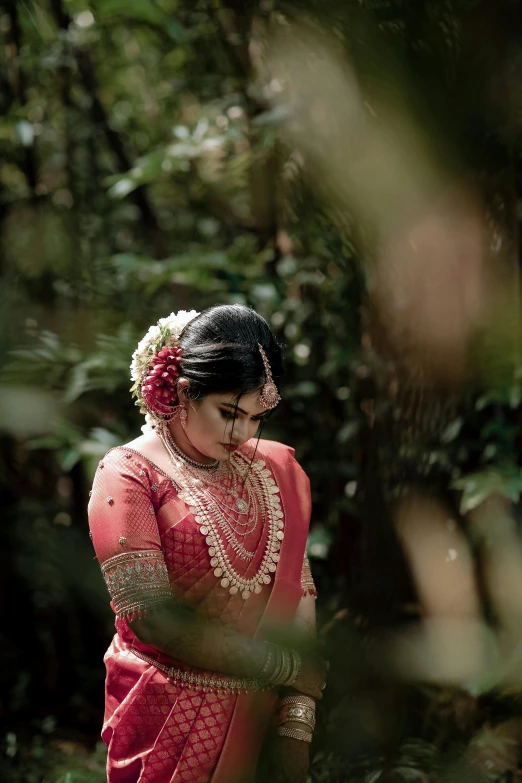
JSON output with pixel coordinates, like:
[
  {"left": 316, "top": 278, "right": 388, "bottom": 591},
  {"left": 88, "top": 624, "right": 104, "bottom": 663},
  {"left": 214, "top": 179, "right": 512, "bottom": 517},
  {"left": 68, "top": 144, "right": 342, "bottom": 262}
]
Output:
[{"left": 157, "top": 423, "right": 284, "bottom": 600}]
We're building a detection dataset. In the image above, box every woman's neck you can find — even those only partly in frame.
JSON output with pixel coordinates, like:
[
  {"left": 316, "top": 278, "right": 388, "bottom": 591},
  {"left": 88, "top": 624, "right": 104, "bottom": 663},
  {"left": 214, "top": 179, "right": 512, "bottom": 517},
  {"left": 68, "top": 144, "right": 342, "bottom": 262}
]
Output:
[{"left": 166, "top": 419, "right": 217, "bottom": 466}]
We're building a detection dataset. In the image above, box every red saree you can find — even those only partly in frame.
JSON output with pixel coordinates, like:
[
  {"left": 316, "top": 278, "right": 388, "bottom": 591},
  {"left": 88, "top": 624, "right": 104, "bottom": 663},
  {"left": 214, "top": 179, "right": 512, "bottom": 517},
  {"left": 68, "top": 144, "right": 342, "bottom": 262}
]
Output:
[{"left": 88, "top": 438, "right": 316, "bottom": 783}]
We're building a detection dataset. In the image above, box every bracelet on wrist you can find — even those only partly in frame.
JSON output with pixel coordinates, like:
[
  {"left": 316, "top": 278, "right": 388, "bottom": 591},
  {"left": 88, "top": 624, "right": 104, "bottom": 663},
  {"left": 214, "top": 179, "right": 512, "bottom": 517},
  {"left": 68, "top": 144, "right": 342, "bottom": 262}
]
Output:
[
  {"left": 279, "top": 694, "right": 315, "bottom": 709},
  {"left": 279, "top": 704, "right": 316, "bottom": 730},
  {"left": 257, "top": 642, "right": 275, "bottom": 680},
  {"left": 266, "top": 646, "right": 302, "bottom": 687},
  {"left": 277, "top": 726, "right": 312, "bottom": 743}
]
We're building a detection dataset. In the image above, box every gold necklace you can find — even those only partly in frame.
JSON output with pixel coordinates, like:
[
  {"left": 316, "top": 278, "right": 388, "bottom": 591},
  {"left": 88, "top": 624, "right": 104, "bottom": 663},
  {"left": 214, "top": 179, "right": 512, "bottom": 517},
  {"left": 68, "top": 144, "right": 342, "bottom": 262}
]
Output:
[
  {"left": 157, "top": 428, "right": 284, "bottom": 600},
  {"left": 162, "top": 425, "right": 250, "bottom": 513},
  {"left": 160, "top": 432, "right": 259, "bottom": 561}
]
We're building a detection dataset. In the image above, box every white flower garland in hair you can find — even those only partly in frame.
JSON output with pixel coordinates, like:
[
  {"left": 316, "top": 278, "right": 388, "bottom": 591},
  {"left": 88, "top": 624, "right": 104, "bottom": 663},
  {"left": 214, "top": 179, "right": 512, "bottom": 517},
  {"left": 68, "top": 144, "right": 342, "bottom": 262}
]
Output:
[{"left": 129, "top": 309, "right": 199, "bottom": 433}]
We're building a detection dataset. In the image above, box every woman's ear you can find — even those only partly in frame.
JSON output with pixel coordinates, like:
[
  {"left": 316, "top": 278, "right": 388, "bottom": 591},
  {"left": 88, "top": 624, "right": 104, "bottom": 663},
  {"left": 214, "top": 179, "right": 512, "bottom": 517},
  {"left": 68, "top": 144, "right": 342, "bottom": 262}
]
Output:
[{"left": 177, "top": 377, "right": 190, "bottom": 402}]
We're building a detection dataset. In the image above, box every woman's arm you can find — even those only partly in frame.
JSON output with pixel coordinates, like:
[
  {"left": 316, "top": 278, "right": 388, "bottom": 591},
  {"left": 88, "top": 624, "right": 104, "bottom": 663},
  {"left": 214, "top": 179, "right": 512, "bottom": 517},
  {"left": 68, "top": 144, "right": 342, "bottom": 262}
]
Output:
[
  {"left": 132, "top": 598, "right": 325, "bottom": 700},
  {"left": 269, "top": 593, "right": 320, "bottom": 783},
  {"left": 280, "top": 592, "right": 319, "bottom": 713},
  {"left": 131, "top": 600, "right": 266, "bottom": 678}
]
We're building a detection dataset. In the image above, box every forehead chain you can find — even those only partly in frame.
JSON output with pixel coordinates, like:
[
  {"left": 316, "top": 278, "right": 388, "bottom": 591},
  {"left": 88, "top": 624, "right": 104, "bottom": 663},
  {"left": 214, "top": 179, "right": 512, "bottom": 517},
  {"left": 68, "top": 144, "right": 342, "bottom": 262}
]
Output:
[{"left": 258, "top": 343, "right": 281, "bottom": 410}]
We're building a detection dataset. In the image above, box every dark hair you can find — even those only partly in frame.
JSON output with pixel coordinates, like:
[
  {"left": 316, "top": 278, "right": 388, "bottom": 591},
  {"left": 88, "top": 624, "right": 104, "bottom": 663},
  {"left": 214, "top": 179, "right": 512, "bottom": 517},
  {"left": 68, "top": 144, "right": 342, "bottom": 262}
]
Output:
[{"left": 178, "top": 304, "right": 282, "bottom": 401}]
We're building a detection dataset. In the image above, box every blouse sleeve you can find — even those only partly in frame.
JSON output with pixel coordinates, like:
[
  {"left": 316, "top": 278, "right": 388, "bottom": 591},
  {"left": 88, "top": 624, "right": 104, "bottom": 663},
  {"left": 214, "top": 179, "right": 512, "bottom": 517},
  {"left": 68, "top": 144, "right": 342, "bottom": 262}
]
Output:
[
  {"left": 88, "top": 448, "right": 173, "bottom": 621},
  {"left": 301, "top": 552, "right": 318, "bottom": 599}
]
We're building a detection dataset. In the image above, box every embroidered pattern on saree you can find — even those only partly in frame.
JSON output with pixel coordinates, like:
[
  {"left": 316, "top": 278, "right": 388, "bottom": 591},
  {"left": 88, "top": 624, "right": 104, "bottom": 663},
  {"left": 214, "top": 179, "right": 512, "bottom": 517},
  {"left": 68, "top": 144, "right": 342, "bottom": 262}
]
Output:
[
  {"left": 101, "top": 550, "right": 172, "bottom": 619},
  {"left": 301, "top": 553, "right": 317, "bottom": 598}
]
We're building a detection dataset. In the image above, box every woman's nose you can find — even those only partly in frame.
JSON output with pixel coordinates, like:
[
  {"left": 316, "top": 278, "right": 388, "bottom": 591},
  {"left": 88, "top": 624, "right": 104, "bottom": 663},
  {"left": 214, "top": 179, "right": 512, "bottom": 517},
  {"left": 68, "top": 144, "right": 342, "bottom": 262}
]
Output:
[{"left": 231, "top": 419, "right": 253, "bottom": 444}]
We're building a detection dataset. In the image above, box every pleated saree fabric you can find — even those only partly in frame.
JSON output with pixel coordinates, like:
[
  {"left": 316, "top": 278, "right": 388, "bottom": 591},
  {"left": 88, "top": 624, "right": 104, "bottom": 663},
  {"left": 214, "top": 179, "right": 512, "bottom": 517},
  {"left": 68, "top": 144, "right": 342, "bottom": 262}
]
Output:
[{"left": 88, "top": 439, "right": 315, "bottom": 783}]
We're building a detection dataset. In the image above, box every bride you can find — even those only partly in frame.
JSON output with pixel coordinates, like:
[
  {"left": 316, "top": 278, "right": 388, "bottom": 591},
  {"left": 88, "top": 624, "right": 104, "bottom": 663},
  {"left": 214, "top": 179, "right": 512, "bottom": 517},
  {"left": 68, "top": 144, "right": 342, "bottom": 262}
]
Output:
[{"left": 88, "top": 304, "right": 326, "bottom": 782}]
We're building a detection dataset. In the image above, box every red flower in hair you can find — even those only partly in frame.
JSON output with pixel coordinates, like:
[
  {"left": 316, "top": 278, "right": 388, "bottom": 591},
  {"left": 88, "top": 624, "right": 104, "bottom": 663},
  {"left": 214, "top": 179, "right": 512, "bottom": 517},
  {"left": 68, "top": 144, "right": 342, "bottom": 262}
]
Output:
[{"left": 141, "top": 345, "right": 183, "bottom": 417}]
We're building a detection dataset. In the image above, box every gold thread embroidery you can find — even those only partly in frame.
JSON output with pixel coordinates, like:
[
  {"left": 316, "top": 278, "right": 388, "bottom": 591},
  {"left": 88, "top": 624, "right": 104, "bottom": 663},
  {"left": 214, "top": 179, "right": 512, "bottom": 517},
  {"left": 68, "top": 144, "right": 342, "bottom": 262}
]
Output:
[
  {"left": 301, "top": 553, "right": 317, "bottom": 597},
  {"left": 101, "top": 550, "right": 172, "bottom": 619}
]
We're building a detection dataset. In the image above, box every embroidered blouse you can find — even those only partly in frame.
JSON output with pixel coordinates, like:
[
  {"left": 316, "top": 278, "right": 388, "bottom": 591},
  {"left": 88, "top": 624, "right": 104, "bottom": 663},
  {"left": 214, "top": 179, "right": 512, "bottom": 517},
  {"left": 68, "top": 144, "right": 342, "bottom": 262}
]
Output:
[{"left": 88, "top": 444, "right": 316, "bottom": 619}]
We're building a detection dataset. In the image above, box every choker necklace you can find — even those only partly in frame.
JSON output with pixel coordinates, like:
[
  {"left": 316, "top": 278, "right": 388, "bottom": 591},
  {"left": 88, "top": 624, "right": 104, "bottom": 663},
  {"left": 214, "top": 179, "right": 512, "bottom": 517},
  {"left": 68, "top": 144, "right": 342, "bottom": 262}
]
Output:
[{"left": 161, "top": 423, "right": 219, "bottom": 471}]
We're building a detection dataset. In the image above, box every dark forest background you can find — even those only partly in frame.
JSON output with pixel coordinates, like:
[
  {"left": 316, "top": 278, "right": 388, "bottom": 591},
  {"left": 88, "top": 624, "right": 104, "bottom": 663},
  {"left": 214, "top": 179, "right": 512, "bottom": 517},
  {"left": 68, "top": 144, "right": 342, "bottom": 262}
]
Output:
[{"left": 4, "top": 0, "right": 522, "bottom": 780}]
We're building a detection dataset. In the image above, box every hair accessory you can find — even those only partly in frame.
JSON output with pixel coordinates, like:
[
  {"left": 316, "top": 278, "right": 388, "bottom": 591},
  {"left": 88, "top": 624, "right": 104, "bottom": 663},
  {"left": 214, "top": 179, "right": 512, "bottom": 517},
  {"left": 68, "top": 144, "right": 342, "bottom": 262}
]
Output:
[
  {"left": 141, "top": 344, "right": 183, "bottom": 419},
  {"left": 258, "top": 344, "right": 281, "bottom": 410},
  {"left": 130, "top": 310, "right": 199, "bottom": 429}
]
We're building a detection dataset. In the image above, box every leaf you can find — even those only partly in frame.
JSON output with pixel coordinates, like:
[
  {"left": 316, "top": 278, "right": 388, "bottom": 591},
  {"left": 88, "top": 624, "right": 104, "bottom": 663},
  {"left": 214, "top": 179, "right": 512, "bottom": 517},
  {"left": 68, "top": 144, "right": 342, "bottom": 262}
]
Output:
[
  {"left": 440, "top": 417, "right": 463, "bottom": 444},
  {"left": 15, "top": 120, "right": 34, "bottom": 147},
  {"left": 452, "top": 469, "right": 522, "bottom": 514},
  {"left": 96, "top": 0, "right": 186, "bottom": 40},
  {"left": 108, "top": 178, "right": 136, "bottom": 199},
  {"left": 60, "top": 448, "right": 81, "bottom": 472},
  {"left": 63, "top": 364, "right": 89, "bottom": 403}
]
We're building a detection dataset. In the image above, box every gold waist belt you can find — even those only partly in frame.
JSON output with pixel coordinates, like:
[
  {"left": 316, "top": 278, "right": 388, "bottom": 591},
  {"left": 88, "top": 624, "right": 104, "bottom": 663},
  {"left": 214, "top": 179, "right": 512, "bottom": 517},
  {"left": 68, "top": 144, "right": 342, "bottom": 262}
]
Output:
[{"left": 128, "top": 647, "right": 270, "bottom": 695}]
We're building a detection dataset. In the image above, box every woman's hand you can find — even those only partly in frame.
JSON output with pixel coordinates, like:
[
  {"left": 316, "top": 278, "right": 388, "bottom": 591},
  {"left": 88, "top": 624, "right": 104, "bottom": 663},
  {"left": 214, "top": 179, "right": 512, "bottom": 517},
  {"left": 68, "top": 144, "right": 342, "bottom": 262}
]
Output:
[
  {"left": 292, "top": 651, "right": 327, "bottom": 700},
  {"left": 270, "top": 735, "right": 310, "bottom": 783}
]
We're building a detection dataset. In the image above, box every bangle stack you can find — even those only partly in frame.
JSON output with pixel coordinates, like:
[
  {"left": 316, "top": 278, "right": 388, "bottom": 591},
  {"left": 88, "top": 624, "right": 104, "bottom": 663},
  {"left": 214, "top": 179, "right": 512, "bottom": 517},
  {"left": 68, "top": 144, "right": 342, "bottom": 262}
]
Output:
[
  {"left": 257, "top": 642, "right": 275, "bottom": 679},
  {"left": 277, "top": 726, "right": 312, "bottom": 743},
  {"left": 258, "top": 642, "right": 302, "bottom": 687},
  {"left": 276, "top": 694, "right": 316, "bottom": 743}
]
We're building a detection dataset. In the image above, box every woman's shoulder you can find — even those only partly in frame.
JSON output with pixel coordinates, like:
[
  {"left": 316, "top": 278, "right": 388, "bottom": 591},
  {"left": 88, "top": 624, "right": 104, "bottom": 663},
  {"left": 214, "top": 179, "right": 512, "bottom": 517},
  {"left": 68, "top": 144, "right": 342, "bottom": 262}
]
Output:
[
  {"left": 98, "top": 432, "right": 171, "bottom": 479},
  {"left": 251, "top": 438, "right": 300, "bottom": 468},
  {"left": 251, "top": 439, "right": 310, "bottom": 490}
]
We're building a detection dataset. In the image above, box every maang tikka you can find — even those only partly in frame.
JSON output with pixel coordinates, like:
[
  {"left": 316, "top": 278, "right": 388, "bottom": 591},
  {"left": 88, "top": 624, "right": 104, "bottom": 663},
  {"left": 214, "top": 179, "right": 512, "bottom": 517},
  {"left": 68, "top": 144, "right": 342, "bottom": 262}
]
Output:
[{"left": 258, "top": 344, "right": 281, "bottom": 409}]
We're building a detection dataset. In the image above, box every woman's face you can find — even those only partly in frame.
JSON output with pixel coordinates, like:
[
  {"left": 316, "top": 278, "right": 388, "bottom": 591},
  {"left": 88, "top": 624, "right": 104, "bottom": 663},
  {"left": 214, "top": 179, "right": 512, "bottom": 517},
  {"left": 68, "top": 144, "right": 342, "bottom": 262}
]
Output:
[{"left": 176, "top": 389, "right": 270, "bottom": 463}]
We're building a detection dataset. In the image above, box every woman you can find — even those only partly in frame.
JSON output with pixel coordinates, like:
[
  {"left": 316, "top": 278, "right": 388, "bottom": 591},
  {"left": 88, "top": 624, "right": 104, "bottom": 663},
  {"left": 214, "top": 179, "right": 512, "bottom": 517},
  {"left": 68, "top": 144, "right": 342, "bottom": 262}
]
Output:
[{"left": 88, "top": 304, "right": 326, "bottom": 783}]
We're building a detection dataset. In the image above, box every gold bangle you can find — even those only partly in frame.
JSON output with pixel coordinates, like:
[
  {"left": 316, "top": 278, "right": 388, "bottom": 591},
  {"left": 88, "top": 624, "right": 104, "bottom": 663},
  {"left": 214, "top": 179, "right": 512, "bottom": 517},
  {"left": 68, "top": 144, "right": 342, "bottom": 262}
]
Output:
[
  {"left": 277, "top": 726, "right": 312, "bottom": 743},
  {"left": 279, "top": 695, "right": 316, "bottom": 710},
  {"left": 283, "top": 649, "right": 302, "bottom": 686},
  {"left": 267, "top": 647, "right": 302, "bottom": 687},
  {"left": 280, "top": 649, "right": 292, "bottom": 684},
  {"left": 270, "top": 646, "right": 283, "bottom": 684},
  {"left": 279, "top": 704, "right": 315, "bottom": 720},
  {"left": 269, "top": 646, "right": 288, "bottom": 686},
  {"left": 258, "top": 642, "right": 275, "bottom": 680},
  {"left": 280, "top": 715, "right": 315, "bottom": 731},
  {"left": 279, "top": 704, "right": 316, "bottom": 729}
]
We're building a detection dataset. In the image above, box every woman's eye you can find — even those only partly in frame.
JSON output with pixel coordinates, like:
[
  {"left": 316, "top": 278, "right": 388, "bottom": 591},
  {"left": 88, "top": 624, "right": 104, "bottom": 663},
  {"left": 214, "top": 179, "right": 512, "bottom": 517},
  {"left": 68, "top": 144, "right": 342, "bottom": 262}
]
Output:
[{"left": 220, "top": 410, "right": 236, "bottom": 420}]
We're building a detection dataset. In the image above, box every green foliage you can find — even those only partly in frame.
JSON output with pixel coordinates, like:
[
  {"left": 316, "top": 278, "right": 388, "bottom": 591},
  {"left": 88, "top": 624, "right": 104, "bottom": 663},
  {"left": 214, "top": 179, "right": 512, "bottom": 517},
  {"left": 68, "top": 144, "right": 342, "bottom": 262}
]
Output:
[{"left": 3, "top": 0, "right": 522, "bottom": 780}]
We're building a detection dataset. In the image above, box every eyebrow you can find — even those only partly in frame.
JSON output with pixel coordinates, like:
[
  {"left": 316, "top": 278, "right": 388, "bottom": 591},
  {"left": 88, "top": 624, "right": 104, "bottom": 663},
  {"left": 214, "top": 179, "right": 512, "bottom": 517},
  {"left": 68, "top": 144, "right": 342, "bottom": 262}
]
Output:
[{"left": 221, "top": 403, "right": 267, "bottom": 417}]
